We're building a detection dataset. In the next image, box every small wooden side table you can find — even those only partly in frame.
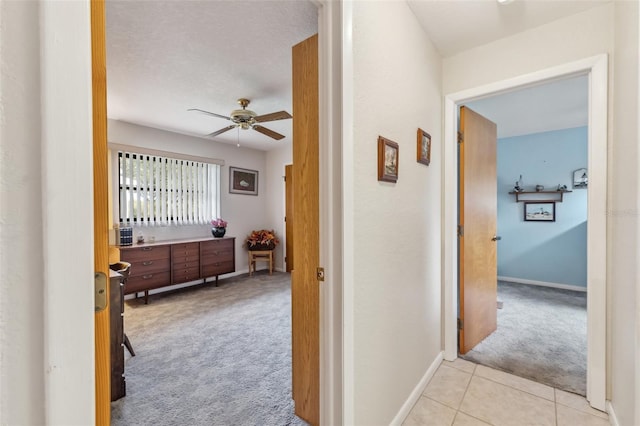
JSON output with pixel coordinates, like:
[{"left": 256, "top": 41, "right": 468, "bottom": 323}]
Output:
[{"left": 248, "top": 250, "right": 273, "bottom": 276}]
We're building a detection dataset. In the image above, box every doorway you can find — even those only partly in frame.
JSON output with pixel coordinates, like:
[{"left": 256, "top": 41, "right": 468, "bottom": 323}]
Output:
[
  {"left": 443, "top": 55, "right": 608, "bottom": 411},
  {"left": 457, "top": 77, "right": 589, "bottom": 395}
]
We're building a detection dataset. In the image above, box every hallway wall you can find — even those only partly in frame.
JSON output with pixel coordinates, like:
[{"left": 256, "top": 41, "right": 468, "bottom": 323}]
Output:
[{"left": 349, "top": 2, "right": 442, "bottom": 423}]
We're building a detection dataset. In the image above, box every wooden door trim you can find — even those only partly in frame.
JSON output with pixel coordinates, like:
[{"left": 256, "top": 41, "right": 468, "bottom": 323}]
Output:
[
  {"left": 442, "top": 55, "right": 609, "bottom": 410},
  {"left": 91, "top": 0, "right": 112, "bottom": 423}
]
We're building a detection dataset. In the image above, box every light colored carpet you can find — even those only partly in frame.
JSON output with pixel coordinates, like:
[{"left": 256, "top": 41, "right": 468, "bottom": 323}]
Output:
[
  {"left": 111, "top": 271, "right": 307, "bottom": 426},
  {"left": 461, "top": 281, "right": 587, "bottom": 395}
]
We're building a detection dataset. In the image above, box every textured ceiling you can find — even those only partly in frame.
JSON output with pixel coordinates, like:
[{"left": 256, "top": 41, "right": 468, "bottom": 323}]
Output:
[
  {"left": 106, "top": 0, "right": 318, "bottom": 151},
  {"left": 407, "top": 0, "right": 611, "bottom": 57},
  {"left": 107, "top": 1, "right": 600, "bottom": 151}
]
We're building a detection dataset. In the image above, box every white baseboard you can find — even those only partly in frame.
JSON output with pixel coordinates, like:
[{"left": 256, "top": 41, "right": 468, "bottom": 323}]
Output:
[
  {"left": 606, "top": 401, "right": 619, "bottom": 426},
  {"left": 390, "top": 351, "right": 443, "bottom": 426},
  {"left": 498, "top": 276, "right": 587, "bottom": 292}
]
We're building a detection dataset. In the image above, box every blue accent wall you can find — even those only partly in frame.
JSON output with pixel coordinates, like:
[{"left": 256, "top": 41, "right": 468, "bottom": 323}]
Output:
[{"left": 497, "top": 127, "right": 587, "bottom": 287}]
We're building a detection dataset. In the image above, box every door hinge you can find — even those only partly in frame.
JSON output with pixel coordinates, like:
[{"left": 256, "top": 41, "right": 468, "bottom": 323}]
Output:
[
  {"left": 457, "top": 131, "right": 464, "bottom": 144},
  {"left": 457, "top": 225, "right": 464, "bottom": 237},
  {"left": 316, "top": 267, "right": 325, "bottom": 282},
  {"left": 458, "top": 318, "right": 464, "bottom": 330},
  {"left": 95, "top": 272, "right": 107, "bottom": 312}
]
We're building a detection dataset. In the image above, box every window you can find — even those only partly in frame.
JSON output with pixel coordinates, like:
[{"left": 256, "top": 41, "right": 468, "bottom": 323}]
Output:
[{"left": 118, "top": 151, "right": 220, "bottom": 226}]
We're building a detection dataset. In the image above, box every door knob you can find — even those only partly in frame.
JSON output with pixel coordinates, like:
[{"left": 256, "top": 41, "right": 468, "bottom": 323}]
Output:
[{"left": 492, "top": 235, "right": 502, "bottom": 241}]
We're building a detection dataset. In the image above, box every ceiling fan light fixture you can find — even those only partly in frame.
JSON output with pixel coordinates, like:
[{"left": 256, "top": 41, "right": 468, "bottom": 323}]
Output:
[
  {"left": 189, "top": 98, "right": 290, "bottom": 141},
  {"left": 497, "top": 0, "right": 515, "bottom": 4}
]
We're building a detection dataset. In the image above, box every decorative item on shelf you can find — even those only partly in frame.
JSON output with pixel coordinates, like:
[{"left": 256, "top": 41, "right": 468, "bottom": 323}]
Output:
[
  {"left": 535, "top": 185, "right": 544, "bottom": 192},
  {"left": 136, "top": 232, "right": 145, "bottom": 244},
  {"left": 210, "top": 218, "right": 228, "bottom": 238},
  {"left": 513, "top": 174, "right": 523, "bottom": 192},
  {"left": 245, "top": 229, "right": 279, "bottom": 251},
  {"left": 557, "top": 184, "right": 568, "bottom": 192}
]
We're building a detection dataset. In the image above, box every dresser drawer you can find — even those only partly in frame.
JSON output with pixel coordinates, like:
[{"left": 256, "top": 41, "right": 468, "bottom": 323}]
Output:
[
  {"left": 121, "top": 245, "right": 170, "bottom": 263},
  {"left": 171, "top": 242, "right": 199, "bottom": 258},
  {"left": 128, "top": 257, "right": 171, "bottom": 277},
  {"left": 200, "top": 238, "right": 234, "bottom": 256},
  {"left": 171, "top": 254, "right": 200, "bottom": 265},
  {"left": 125, "top": 271, "right": 170, "bottom": 294},
  {"left": 202, "top": 260, "right": 235, "bottom": 277},
  {"left": 173, "top": 268, "right": 201, "bottom": 284}
]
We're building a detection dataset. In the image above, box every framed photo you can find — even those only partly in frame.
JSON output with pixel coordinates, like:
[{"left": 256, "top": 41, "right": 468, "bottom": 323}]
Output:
[
  {"left": 378, "top": 136, "right": 399, "bottom": 183},
  {"left": 417, "top": 128, "right": 431, "bottom": 165},
  {"left": 573, "top": 168, "right": 588, "bottom": 189},
  {"left": 524, "top": 202, "right": 556, "bottom": 222},
  {"left": 229, "top": 166, "right": 258, "bottom": 195}
]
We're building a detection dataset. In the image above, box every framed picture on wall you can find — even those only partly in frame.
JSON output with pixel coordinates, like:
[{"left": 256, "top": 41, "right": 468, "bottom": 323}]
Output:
[
  {"left": 378, "top": 136, "right": 399, "bottom": 183},
  {"left": 417, "top": 128, "right": 431, "bottom": 166},
  {"left": 524, "top": 202, "right": 556, "bottom": 222},
  {"left": 229, "top": 166, "right": 258, "bottom": 195},
  {"left": 573, "top": 168, "right": 588, "bottom": 189}
]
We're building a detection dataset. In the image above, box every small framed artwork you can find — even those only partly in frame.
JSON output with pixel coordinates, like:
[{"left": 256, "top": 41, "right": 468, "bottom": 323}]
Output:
[
  {"left": 573, "top": 168, "right": 588, "bottom": 189},
  {"left": 378, "top": 136, "right": 399, "bottom": 183},
  {"left": 229, "top": 166, "right": 259, "bottom": 195},
  {"left": 417, "top": 128, "right": 431, "bottom": 165},
  {"left": 524, "top": 202, "right": 556, "bottom": 222}
]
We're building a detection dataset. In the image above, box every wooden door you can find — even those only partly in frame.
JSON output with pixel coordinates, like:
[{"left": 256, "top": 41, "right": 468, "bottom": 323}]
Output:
[
  {"left": 285, "top": 164, "right": 294, "bottom": 273},
  {"left": 291, "top": 34, "right": 319, "bottom": 425},
  {"left": 458, "top": 106, "right": 498, "bottom": 355},
  {"left": 91, "top": 0, "right": 111, "bottom": 423}
]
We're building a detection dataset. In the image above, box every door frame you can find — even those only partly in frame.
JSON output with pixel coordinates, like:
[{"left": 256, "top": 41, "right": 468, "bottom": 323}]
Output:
[
  {"left": 38, "top": 0, "right": 344, "bottom": 424},
  {"left": 442, "top": 54, "right": 608, "bottom": 411}
]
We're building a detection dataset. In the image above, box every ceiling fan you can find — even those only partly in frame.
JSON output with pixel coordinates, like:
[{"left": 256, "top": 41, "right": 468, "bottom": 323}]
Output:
[{"left": 188, "top": 98, "right": 292, "bottom": 140}]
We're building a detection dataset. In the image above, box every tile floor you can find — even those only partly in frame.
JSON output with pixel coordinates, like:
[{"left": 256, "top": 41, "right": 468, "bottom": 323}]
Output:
[{"left": 403, "top": 359, "right": 610, "bottom": 426}]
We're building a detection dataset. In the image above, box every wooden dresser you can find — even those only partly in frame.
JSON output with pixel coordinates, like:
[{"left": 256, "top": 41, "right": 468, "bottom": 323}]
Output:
[
  {"left": 109, "top": 270, "right": 126, "bottom": 401},
  {"left": 118, "top": 237, "right": 235, "bottom": 302}
]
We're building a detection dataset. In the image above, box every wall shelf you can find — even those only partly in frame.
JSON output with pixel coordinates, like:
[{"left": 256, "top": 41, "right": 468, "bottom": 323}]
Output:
[{"left": 508, "top": 190, "right": 572, "bottom": 203}]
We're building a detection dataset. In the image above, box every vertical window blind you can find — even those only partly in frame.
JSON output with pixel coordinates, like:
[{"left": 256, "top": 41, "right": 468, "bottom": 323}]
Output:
[{"left": 118, "top": 151, "right": 220, "bottom": 226}]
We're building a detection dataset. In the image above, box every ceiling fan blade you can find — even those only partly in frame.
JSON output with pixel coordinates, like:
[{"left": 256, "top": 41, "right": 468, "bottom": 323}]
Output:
[
  {"left": 253, "top": 125, "right": 285, "bottom": 140},
  {"left": 206, "top": 125, "right": 237, "bottom": 137},
  {"left": 188, "top": 108, "right": 231, "bottom": 121},
  {"left": 253, "top": 110, "right": 292, "bottom": 123}
]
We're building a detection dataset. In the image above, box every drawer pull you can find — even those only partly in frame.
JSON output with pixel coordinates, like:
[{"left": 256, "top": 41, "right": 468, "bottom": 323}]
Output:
[
  {"left": 142, "top": 274, "right": 154, "bottom": 279},
  {"left": 215, "top": 262, "right": 220, "bottom": 266},
  {"left": 142, "top": 247, "right": 153, "bottom": 251},
  {"left": 143, "top": 261, "right": 154, "bottom": 266}
]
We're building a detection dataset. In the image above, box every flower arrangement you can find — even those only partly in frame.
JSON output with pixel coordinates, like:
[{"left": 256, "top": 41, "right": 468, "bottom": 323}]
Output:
[
  {"left": 211, "top": 218, "right": 228, "bottom": 228},
  {"left": 246, "top": 229, "right": 279, "bottom": 249}
]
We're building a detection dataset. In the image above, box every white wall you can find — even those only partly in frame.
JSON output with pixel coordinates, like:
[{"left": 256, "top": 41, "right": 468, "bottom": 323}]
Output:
[
  {"left": 350, "top": 2, "right": 442, "bottom": 423},
  {"left": 0, "top": 1, "right": 46, "bottom": 423},
  {"left": 611, "top": 1, "right": 640, "bottom": 424},
  {"left": 265, "top": 142, "right": 292, "bottom": 271},
  {"left": 1, "top": 1, "right": 96, "bottom": 424},
  {"left": 443, "top": 5, "right": 614, "bottom": 94},
  {"left": 108, "top": 119, "right": 277, "bottom": 275},
  {"left": 443, "top": 3, "right": 640, "bottom": 423}
]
